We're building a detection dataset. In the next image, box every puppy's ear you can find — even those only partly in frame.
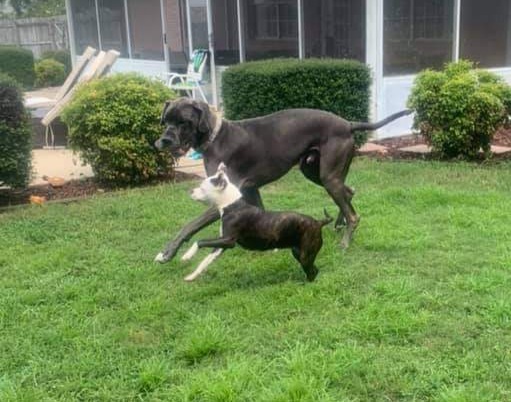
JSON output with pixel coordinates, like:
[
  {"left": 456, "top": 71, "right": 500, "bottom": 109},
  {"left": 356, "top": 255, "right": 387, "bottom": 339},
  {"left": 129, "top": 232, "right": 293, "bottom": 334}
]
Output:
[
  {"left": 217, "top": 162, "right": 227, "bottom": 173},
  {"left": 211, "top": 171, "right": 227, "bottom": 190},
  {"left": 160, "top": 100, "right": 171, "bottom": 126},
  {"left": 192, "top": 101, "right": 211, "bottom": 134}
]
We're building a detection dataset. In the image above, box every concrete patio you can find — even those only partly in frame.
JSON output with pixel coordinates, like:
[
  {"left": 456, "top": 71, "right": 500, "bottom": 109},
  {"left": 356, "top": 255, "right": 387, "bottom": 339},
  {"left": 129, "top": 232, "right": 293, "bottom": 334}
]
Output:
[{"left": 30, "top": 149, "right": 206, "bottom": 186}]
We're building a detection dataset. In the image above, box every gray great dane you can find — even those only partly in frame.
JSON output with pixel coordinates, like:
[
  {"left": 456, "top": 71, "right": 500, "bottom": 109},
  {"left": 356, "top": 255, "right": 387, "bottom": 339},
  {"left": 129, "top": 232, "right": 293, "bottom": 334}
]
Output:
[{"left": 154, "top": 98, "right": 411, "bottom": 263}]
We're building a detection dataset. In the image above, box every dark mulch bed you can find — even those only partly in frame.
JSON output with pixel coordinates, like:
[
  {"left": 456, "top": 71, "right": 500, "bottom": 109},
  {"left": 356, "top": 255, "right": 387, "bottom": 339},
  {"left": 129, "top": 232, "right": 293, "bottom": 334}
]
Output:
[
  {"left": 370, "top": 128, "right": 511, "bottom": 159},
  {"left": 494, "top": 127, "right": 511, "bottom": 147},
  {"left": 2, "top": 129, "right": 510, "bottom": 210},
  {"left": 0, "top": 171, "right": 198, "bottom": 210}
]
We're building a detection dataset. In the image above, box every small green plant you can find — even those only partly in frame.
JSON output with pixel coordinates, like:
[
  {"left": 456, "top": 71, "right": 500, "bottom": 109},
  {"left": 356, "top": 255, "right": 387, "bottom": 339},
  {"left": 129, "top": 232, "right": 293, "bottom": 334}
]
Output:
[
  {"left": 176, "top": 313, "right": 229, "bottom": 365},
  {"left": 0, "top": 45, "right": 35, "bottom": 88},
  {"left": 61, "top": 73, "right": 176, "bottom": 185},
  {"left": 137, "top": 359, "right": 171, "bottom": 394},
  {"left": 35, "top": 58, "right": 66, "bottom": 87},
  {"left": 0, "top": 73, "right": 32, "bottom": 188},
  {"left": 408, "top": 60, "right": 511, "bottom": 159},
  {"left": 41, "top": 49, "right": 72, "bottom": 75},
  {"left": 222, "top": 58, "right": 371, "bottom": 146}
]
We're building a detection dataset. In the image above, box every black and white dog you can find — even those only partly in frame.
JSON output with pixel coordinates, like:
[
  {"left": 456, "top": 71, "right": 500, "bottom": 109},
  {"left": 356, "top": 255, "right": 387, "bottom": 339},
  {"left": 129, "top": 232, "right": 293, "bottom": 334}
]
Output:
[{"left": 179, "top": 163, "right": 332, "bottom": 282}]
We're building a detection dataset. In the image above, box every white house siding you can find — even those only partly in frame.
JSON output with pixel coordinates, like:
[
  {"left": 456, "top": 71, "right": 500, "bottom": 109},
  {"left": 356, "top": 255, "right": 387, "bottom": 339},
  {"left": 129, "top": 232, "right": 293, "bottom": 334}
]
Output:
[{"left": 66, "top": 0, "right": 511, "bottom": 138}]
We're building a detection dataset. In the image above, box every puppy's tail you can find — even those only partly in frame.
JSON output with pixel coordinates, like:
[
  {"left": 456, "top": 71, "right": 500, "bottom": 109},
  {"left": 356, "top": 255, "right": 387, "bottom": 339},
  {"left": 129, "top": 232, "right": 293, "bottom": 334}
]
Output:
[
  {"left": 350, "top": 109, "right": 413, "bottom": 132},
  {"left": 319, "top": 208, "right": 333, "bottom": 227}
]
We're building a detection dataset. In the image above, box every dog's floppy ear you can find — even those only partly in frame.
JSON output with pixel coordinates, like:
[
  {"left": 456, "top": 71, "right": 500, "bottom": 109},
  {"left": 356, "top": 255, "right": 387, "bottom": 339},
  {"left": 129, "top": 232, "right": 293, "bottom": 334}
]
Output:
[
  {"left": 191, "top": 101, "right": 211, "bottom": 134},
  {"left": 160, "top": 100, "right": 171, "bottom": 126}
]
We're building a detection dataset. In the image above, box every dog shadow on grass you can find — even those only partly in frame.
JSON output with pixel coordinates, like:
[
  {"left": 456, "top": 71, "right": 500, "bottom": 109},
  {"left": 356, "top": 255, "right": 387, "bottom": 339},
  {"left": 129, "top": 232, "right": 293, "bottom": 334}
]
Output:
[{"left": 183, "top": 254, "right": 313, "bottom": 291}]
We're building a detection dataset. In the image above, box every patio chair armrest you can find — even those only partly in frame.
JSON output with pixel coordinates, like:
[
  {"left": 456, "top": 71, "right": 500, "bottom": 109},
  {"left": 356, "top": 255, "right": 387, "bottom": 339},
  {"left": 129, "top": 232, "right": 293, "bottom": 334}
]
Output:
[{"left": 169, "top": 75, "right": 188, "bottom": 86}]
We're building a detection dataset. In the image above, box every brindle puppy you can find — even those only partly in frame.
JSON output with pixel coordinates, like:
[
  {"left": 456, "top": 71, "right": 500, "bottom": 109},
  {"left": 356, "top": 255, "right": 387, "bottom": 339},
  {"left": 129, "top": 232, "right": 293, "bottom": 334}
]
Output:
[{"left": 180, "top": 163, "right": 332, "bottom": 282}]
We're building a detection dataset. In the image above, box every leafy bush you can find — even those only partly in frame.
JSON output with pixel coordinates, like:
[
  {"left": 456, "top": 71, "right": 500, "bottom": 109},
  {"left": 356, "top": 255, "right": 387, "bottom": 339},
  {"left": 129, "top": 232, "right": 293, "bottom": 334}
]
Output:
[
  {"left": 0, "top": 45, "right": 35, "bottom": 88},
  {"left": 41, "top": 49, "right": 72, "bottom": 75},
  {"left": 61, "top": 73, "right": 176, "bottom": 185},
  {"left": 222, "top": 58, "right": 371, "bottom": 146},
  {"left": 35, "top": 58, "right": 66, "bottom": 87},
  {"left": 0, "top": 73, "right": 32, "bottom": 188},
  {"left": 408, "top": 60, "right": 511, "bottom": 158}
]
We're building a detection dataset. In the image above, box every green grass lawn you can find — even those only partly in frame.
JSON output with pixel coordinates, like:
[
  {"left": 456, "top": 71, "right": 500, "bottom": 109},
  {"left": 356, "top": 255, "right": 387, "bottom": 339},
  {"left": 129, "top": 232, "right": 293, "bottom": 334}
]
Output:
[{"left": 1, "top": 158, "right": 511, "bottom": 401}]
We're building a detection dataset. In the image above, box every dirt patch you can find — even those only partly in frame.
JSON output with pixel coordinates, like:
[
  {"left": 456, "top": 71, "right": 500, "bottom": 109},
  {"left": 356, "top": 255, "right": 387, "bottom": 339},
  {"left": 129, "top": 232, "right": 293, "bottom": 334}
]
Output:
[{"left": 0, "top": 171, "right": 198, "bottom": 210}]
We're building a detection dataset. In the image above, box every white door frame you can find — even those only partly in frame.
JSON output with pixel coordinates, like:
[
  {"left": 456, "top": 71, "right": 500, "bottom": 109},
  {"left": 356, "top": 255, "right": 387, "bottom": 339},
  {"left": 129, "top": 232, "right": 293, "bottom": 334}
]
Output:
[
  {"left": 65, "top": 0, "right": 77, "bottom": 66},
  {"left": 160, "top": 0, "right": 171, "bottom": 71},
  {"left": 206, "top": 0, "right": 219, "bottom": 106},
  {"left": 366, "top": 0, "right": 383, "bottom": 123}
]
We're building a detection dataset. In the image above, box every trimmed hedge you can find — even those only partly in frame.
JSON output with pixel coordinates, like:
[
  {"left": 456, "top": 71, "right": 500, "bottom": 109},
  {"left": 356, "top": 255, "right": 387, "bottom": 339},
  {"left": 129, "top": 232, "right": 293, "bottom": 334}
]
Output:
[
  {"left": 41, "top": 49, "right": 72, "bottom": 75},
  {"left": 61, "top": 73, "right": 177, "bottom": 185},
  {"left": 35, "top": 58, "right": 66, "bottom": 87},
  {"left": 0, "top": 45, "right": 35, "bottom": 88},
  {"left": 0, "top": 73, "right": 32, "bottom": 188},
  {"left": 408, "top": 60, "right": 511, "bottom": 159},
  {"left": 222, "top": 58, "right": 371, "bottom": 146}
]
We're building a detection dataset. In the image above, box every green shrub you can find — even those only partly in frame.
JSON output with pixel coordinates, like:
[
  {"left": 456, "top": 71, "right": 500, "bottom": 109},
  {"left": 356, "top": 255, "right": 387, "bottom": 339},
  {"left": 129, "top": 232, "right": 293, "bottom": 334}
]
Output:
[
  {"left": 0, "top": 73, "right": 32, "bottom": 188},
  {"left": 61, "top": 73, "right": 176, "bottom": 185},
  {"left": 222, "top": 58, "right": 371, "bottom": 146},
  {"left": 35, "top": 58, "right": 66, "bottom": 87},
  {"left": 408, "top": 60, "right": 511, "bottom": 159},
  {"left": 0, "top": 45, "right": 35, "bottom": 88},
  {"left": 41, "top": 49, "right": 72, "bottom": 75}
]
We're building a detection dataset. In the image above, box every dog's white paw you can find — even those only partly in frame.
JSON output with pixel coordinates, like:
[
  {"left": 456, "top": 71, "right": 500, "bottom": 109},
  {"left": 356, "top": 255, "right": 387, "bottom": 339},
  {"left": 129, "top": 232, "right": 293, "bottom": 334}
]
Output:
[
  {"left": 181, "top": 242, "right": 199, "bottom": 261},
  {"left": 154, "top": 252, "right": 166, "bottom": 263},
  {"left": 184, "top": 274, "right": 196, "bottom": 282}
]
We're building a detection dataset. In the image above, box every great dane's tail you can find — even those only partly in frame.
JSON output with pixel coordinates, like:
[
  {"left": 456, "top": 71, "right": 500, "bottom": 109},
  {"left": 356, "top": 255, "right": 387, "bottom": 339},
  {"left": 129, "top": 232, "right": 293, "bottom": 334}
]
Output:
[{"left": 350, "top": 109, "right": 413, "bottom": 132}]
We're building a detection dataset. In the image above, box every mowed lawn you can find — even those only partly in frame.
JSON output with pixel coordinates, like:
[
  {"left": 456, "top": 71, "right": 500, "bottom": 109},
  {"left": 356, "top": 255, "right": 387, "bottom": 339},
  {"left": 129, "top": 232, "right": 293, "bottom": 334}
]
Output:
[{"left": 1, "top": 158, "right": 511, "bottom": 401}]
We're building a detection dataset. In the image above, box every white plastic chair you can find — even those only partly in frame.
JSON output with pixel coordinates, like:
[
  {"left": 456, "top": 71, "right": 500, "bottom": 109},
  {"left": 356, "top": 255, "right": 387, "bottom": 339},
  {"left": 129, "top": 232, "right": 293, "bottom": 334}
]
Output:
[{"left": 163, "top": 49, "right": 209, "bottom": 102}]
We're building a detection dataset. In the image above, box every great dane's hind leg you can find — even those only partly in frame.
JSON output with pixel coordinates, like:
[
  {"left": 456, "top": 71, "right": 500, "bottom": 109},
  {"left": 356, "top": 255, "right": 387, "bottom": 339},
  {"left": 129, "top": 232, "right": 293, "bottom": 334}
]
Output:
[
  {"left": 155, "top": 207, "right": 220, "bottom": 263},
  {"left": 334, "top": 185, "right": 354, "bottom": 230},
  {"left": 320, "top": 138, "right": 359, "bottom": 249},
  {"left": 299, "top": 148, "right": 351, "bottom": 229}
]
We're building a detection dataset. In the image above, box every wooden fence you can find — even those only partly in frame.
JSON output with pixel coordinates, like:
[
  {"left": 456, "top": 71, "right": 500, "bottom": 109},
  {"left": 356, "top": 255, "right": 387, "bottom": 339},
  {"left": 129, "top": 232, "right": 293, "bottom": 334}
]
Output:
[{"left": 0, "top": 15, "right": 69, "bottom": 58}]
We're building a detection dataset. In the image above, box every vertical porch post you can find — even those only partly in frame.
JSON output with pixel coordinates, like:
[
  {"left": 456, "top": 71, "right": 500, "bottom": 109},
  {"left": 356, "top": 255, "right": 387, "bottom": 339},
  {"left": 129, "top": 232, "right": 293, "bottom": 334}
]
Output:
[
  {"left": 366, "top": 0, "right": 383, "bottom": 127},
  {"left": 123, "top": 0, "right": 133, "bottom": 59},
  {"left": 160, "top": 0, "right": 171, "bottom": 71},
  {"left": 65, "top": 0, "right": 77, "bottom": 67},
  {"left": 298, "top": 0, "right": 304, "bottom": 59},
  {"left": 94, "top": 0, "right": 102, "bottom": 51},
  {"left": 206, "top": 0, "right": 219, "bottom": 107},
  {"left": 185, "top": 0, "right": 193, "bottom": 56},
  {"left": 236, "top": 0, "right": 245, "bottom": 62},
  {"left": 452, "top": 0, "right": 460, "bottom": 62}
]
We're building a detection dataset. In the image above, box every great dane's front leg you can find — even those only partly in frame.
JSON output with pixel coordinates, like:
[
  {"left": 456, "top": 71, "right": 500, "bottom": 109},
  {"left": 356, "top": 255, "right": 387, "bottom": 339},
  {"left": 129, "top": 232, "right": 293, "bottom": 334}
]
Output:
[
  {"left": 242, "top": 187, "right": 264, "bottom": 209},
  {"left": 155, "top": 207, "right": 220, "bottom": 263}
]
